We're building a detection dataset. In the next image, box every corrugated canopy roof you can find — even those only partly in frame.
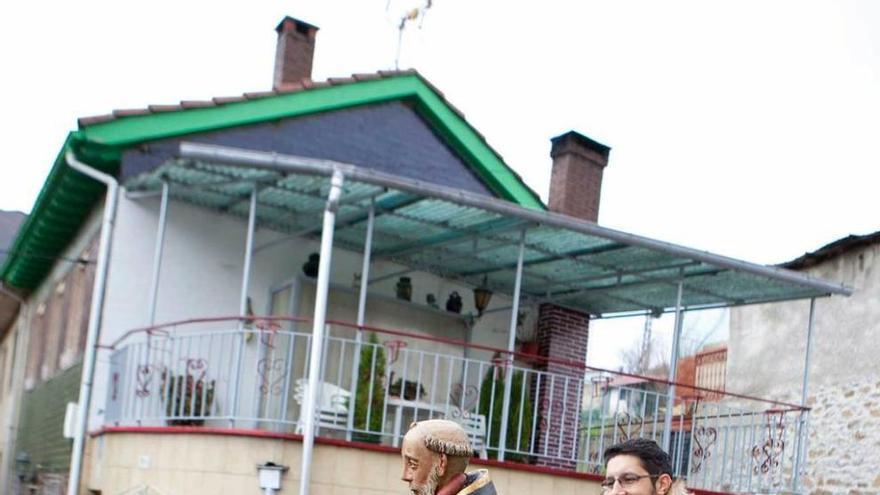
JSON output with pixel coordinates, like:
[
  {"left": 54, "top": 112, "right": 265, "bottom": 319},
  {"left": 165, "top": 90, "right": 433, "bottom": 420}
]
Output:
[{"left": 122, "top": 142, "right": 852, "bottom": 316}]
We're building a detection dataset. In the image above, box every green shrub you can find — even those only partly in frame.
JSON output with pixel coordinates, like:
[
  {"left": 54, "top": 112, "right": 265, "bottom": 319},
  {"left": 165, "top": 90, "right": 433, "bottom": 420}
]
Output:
[
  {"left": 352, "top": 332, "right": 387, "bottom": 443},
  {"left": 479, "top": 366, "right": 534, "bottom": 462}
]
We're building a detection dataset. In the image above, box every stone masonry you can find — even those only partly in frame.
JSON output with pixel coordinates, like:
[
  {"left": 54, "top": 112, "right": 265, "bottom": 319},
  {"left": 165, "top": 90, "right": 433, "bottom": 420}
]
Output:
[{"left": 800, "top": 375, "right": 880, "bottom": 495}]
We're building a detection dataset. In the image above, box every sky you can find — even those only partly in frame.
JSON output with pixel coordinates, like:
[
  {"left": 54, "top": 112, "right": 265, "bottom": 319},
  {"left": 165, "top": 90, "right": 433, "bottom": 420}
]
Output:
[{"left": 2, "top": 0, "right": 878, "bottom": 369}]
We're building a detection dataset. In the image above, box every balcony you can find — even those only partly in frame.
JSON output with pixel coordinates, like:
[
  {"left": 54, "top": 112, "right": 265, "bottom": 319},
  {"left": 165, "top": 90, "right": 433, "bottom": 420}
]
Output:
[{"left": 104, "top": 315, "right": 809, "bottom": 494}]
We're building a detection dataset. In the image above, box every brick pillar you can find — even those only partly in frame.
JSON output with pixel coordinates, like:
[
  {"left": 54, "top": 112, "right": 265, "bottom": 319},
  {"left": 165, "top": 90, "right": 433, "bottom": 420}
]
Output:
[{"left": 533, "top": 303, "right": 590, "bottom": 469}]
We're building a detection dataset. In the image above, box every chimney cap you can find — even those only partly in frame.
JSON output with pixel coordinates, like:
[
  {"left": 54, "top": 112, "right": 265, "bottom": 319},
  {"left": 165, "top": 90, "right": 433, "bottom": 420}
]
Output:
[
  {"left": 275, "top": 16, "right": 320, "bottom": 34},
  {"left": 550, "top": 130, "right": 611, "bottom": 159}
]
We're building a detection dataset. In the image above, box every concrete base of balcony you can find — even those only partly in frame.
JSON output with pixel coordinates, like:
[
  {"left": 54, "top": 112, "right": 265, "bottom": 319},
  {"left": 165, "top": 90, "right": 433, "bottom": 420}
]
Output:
[{"left": 82, "top": 427, "right": 734, "bottom": 495}]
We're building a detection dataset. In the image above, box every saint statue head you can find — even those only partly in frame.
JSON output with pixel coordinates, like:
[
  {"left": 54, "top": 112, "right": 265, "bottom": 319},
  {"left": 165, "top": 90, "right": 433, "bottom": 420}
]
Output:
[{"left": 400, "top": 419, "right": 473, "bottom": 495}]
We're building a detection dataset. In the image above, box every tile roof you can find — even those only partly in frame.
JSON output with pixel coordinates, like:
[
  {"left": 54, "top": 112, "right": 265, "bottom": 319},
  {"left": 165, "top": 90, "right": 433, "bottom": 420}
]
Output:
[
  {"left": 74, "top": 67, "right": 514, "bottom": 200},
  {"left": 780, "top": 229, "right": 880, "bottom": 270},
  {"left": 76, "top": 69, "right": 472, "bottom": 129}
]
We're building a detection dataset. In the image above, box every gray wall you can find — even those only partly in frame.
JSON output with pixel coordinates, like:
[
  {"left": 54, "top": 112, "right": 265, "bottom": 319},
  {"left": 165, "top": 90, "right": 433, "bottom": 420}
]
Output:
[
  {"left": 728, "top": 242, "right": 880, "bottom": 494},
  {"left": 728, "top": 243, "right": 879, "bottom": 400},
  {"left": 121, "top": 101, "right": 494, "bottom": 197}
]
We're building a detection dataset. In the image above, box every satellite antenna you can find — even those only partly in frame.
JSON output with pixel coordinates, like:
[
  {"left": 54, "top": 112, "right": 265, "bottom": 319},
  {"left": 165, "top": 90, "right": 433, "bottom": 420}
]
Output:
[{"left": 392, "top": 0, "right": 433, "bottom": 69}]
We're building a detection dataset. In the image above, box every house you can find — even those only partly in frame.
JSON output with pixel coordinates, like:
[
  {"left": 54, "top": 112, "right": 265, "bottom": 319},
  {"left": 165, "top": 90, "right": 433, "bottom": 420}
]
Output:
[
  {"left": 728, "top": 231, "right": 880, "bottom": 494},
  {"left": 0, "top": 16, "right": 851, "bottom": 495},
  {"left": 0, "top": 210, "right": 26, "bottom": 492}
]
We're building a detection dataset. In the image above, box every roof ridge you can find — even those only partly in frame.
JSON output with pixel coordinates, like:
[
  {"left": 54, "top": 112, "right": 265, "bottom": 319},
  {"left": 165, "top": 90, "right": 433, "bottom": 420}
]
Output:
[{"left": 77, "top": 69, "right": 423, "bottom": 128}]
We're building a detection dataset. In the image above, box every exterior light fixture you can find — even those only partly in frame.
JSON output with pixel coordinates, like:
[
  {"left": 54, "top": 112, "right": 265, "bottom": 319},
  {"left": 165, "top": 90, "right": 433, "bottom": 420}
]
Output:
[
  {"left": 473, "top": 276, "right": 493, "bottom": 316},
  {"left": 257, "top": 462, "right": 288, "bottom": 495}
]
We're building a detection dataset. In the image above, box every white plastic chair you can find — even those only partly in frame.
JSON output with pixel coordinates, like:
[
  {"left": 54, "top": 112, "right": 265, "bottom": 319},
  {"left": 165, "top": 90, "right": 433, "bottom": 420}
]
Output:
[
  {"left": 448, "top": 411, "right": 489, "bottom": 459},
  {"left": 293, "top": 378, "right": 351, "bottom": 434}
]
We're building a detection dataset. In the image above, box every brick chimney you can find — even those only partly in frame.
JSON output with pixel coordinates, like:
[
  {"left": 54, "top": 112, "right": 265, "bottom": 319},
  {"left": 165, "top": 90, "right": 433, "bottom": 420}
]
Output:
[
  {"left": 548, "top": 131, "right": 611, "bottom": 222},
  {"left": 273, "top": 16, "right": 319, "bottom": 90},
  {"left": 532, "top": 131, "right": 608, "bottom": 469}
]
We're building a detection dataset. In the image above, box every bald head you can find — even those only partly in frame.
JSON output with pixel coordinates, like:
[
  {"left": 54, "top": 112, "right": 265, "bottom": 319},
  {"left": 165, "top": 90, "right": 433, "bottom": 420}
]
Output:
[
  {"left": 406, "top": 420, "right": 473, "bottom": 457},
  {"left": 401, "top": 420, "right": 473, "bottom": 495}
]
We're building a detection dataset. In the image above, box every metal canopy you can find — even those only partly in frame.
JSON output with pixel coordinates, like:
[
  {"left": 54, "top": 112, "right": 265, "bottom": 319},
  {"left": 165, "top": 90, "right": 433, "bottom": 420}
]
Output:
[{"left": 122, "top": 142, "right": 852, "bottom": 316}]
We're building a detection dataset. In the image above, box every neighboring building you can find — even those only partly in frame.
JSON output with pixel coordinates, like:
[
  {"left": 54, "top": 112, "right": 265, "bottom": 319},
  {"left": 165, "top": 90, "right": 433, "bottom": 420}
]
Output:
[
  {"left": 728, "top": 232, "right": 880, "bottom": 495},
  {"left": 0, "top": 16, "right": 849, "bottom": 495},
  {"left": 0, "top": 210, "right": 26, "bottom": 492}
]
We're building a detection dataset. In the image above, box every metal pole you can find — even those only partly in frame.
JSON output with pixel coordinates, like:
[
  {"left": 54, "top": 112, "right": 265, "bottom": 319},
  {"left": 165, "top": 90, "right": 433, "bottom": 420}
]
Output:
[
  {"left": 662, "top": 280, "right": 685, "bottom": 453},
  {"left": 64, "top": 151, "right": 120, "bottom": 495},
  {"left": 230, "top": 185, "right": 258, "bottom": 423},
  {"left": 498, "top": 229, "right": 526, "bottom": 461},
  {"left": 792, "top": 297, "right": 816, "bottom": 491},
  {"left": 239, "top": 186, "right": 258, "bottom": 320},
  {"left": 800, "top": 298, "right": 816, "bottom": 406},
  {"left": 347, "top": 199, "right": 375, "bottom": 440},
  {"left": 299, "top": 170, "right": 344, "bottom": 495},
  {"left": 147, "top": 181, "right": 169, "bottom": 325}
]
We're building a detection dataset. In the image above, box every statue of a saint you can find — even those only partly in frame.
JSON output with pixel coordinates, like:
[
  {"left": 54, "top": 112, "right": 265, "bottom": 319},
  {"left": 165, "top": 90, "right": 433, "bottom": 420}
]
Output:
[{"left": 401, "top": 419, "right": 497, "bottom": 495}]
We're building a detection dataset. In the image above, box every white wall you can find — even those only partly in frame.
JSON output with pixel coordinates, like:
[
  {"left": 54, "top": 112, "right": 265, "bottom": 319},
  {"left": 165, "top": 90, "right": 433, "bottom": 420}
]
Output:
[{"left": 92, "top": 191, "right": 528, "bottom": 428}]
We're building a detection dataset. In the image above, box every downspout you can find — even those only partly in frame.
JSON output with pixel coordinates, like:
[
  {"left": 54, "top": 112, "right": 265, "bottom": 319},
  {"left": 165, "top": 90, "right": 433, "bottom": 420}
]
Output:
[
  {"left": 0, "top": 284, "right": 27, "bottom": 494},
  {"left": 64, "top": 150, "right": 119, "bottom": 495}
]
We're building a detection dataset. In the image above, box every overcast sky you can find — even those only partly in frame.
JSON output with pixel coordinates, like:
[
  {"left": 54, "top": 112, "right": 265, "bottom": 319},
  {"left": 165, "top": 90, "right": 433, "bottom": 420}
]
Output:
[{"left": 2, "top": 1, "right": 877, "bottom": 368}]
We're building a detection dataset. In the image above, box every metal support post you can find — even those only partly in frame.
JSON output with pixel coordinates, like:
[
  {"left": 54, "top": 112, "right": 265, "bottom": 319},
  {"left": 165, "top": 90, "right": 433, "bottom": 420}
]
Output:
[
  {"left": 147, "top": 181, "right": 169, "bottom": 325},
  {"left": 230, "top": 185, "right": 258, "bottom": 423},
  {"left": 662, "top": 280, "right": 685, "bottom": 453},
  {"left": 792, "top": 297, "right": 816, "bottom": 491},
  {"left": 299, "top": 170, "right": 344, "bottom": 495},
  {"left": 498, "top": 229, "right": 526, "bottom": 461},
  {"left": 800, "top": 298, "right": 816, "bottom": 407},
  {"left": 346, "top": 199, "right": 375, "bottom": 440}
]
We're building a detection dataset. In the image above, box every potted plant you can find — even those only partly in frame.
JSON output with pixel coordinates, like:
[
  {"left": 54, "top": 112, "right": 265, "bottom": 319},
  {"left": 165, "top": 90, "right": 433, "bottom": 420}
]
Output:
[
  {"left": 163, "top": 371, "right": 215, "bottom": 426},
  {"left": 352, "top": 332, "right": 387, "bottom": 443},
  {"left": 479, "top": 366, "right": 534, "bottom": 462}
]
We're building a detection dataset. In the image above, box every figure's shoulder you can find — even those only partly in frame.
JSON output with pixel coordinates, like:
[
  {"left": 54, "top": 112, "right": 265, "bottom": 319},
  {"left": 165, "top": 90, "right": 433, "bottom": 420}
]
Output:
[{"left": 459, "top": 469, "right": 497, "bottom": 495}]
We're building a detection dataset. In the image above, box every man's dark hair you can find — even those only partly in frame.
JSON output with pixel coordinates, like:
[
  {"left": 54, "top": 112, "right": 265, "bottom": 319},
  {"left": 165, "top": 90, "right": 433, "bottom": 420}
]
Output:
[{"left": 603, "top": 438, "right": 673, "bottom": 476}]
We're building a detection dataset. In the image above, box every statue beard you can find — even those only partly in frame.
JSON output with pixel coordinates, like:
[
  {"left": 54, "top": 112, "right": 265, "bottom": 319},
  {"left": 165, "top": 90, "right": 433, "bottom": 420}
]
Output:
[{"left": 412, "top": 462, "right": 442, "bottom": 495}]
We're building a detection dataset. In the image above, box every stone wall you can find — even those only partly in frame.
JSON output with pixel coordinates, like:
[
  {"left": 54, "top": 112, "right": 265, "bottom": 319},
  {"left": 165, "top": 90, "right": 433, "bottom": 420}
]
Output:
[{"left": 801, "top": 377, "right": 880, "bottom": 494}]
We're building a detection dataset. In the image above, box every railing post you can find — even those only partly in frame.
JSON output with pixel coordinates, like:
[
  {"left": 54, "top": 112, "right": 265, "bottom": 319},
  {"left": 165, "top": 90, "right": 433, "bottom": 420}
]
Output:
[
  {"left": 300, "top": 170, "right": 344, "bottom": 495},
  {"left": 662, "top": 280, "right": 685, "bottom": 453},
  {"left": 347, "top": 199, "right": 375, "bottom": 441},
  {"left": 230, "top": 185, "right": 258, "bottom": 425},
  {"left": 498, "top": 229, "right": 526, "bottom": 461}
]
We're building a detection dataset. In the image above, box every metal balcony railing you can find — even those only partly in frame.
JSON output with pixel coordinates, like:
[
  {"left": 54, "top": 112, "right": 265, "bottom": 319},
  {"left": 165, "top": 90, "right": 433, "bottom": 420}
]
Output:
[{"left": 104, "top": 316, "right": 810, "bottom": 494}]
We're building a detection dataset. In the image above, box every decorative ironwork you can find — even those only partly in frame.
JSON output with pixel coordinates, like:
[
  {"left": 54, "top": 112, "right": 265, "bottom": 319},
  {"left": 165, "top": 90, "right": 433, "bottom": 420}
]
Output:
[
  {"left": 752, "top": 412, "right": 787, "bottom": 475},
  {"left": 383, "top": 339, "right": 407, "bottom": 364},
  {"left": 586, "top": 451, "right": 604, "bottom": 474},
  {"left": 184, "top": 358, "right": 208, "bottom": 384},
  {"left": 135, "top": 364, "right": 160, "bottom": 398},
  {"left": 257, "top": 358, "right": 286, "bottom": 395},
  {"left": 449, "top": 383, "right": 479, "bottom": 412},
  {"left": 615, "top": 412, "right": 645, "bottom": 442},
  {"left": 690, "top": 425, "right": 718, "bottom": 474}
]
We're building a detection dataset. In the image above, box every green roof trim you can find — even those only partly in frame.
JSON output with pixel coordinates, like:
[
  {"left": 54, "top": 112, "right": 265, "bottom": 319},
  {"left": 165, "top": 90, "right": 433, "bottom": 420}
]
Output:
[{"left": 1, "top": 73, "right": 544, "bottom": 289}]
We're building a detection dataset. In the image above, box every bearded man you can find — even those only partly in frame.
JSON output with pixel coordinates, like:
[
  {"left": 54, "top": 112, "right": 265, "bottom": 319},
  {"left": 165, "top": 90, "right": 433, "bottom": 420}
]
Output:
[{"left": 400, "top": 419, "right": 497, "bottom": 495}]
